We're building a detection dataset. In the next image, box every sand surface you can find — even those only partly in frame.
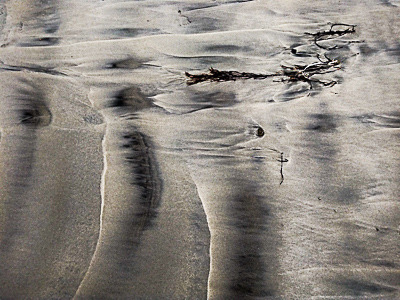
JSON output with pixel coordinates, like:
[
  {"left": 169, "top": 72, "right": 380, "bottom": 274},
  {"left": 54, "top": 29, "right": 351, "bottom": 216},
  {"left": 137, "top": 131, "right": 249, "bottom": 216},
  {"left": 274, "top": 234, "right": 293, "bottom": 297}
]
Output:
[{"left": 0, "top": 0, "right": 399, "bottom": 299}]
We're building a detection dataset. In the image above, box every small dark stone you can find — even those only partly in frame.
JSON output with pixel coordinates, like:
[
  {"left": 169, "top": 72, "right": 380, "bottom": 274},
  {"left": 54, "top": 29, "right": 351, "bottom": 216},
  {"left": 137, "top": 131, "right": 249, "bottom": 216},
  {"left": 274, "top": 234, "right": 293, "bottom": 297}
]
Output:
[
  {"left": 291, "top": 48, "right": 297, "bottom": 54},
  {"left": 256, "top": 127, "right": 264, "bottom": 137}
]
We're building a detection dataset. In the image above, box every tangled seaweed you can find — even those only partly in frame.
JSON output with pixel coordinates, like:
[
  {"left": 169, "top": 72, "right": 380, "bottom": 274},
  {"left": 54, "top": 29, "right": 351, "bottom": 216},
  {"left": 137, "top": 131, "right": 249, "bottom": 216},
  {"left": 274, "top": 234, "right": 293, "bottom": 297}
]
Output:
[
  {"left": 279, "top": 54, "right": 341, "bottom": 88},
  {"left": 185, "top": 23, "right": 357, "bottom": 89},
  {"left": 185, "top": 67, "right": 280, "bottom": 85},
  {"left": 305, "top": 23, "right": 356, "bottom": 50},
  {"left": 186, "top": 54, "right": 340, "bottom": 89}
]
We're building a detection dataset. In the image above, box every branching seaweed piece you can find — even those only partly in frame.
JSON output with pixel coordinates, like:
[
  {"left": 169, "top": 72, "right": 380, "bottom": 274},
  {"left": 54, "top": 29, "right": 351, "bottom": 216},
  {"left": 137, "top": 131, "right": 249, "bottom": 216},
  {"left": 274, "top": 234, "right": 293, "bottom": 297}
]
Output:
[
  {"left": 305, "top": 23, "right": 357, "bottom": 50},
  {"left": 185, "top": 23, "right": 355, "bottom": 86},
  {"left": 185, "top": 55, "right": 340, "bottom": 88},
  {"left": 280, "top": 55, "right": 340, "bottom": 88}
]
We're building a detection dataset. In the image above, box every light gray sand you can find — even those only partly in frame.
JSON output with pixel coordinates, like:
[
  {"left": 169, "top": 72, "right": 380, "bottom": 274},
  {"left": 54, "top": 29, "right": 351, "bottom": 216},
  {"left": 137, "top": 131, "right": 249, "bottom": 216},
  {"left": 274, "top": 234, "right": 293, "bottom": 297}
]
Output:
[{"left": 0, "top": 1, "right": 399, "bottom": 299}]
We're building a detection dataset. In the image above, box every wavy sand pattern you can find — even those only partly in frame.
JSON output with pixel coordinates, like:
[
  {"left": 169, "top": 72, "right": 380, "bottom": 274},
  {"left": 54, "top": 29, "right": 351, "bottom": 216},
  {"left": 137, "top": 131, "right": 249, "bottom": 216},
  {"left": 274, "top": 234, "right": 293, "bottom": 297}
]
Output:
[{"left": 0, "top": 1, "right": 399, "bottom": 299}]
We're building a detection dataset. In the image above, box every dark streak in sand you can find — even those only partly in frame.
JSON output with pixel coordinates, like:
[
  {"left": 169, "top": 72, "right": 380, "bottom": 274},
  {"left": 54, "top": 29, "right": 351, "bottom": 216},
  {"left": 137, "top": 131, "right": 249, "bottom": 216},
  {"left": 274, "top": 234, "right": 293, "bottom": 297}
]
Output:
[
  {"left": 122, "top": 130, "right": 161, "bottom": 232},
  {"left": 215, "top": 185, "right": 280, "bottom": 298}
]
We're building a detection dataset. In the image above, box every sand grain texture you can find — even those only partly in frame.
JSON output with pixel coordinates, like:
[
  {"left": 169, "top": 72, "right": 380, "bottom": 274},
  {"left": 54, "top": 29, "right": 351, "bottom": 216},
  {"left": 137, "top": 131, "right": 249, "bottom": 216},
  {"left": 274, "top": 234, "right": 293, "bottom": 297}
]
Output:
[{"left": 0, "top": 1, "right": 399, "bottom": 299}]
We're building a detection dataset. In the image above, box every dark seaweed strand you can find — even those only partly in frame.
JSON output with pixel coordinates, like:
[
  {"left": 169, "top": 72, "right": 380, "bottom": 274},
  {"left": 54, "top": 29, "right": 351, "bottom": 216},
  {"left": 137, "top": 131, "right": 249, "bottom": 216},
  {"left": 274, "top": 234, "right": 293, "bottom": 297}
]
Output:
[
  {"left": 278, "top": 153, "right": 289, "bottom": 185},
  {"left": 305, "top": 23, "right": 357, "bottom": 50},
  {"left": 185, "top": 67, "right": 281, "bottom": 85},
  {"left": 185, "top": 23, "right": 356, "bottom": 86},
  {"left": 185, "top": 56, "right": 340, "bottom": 88},
  {"left": 279, "top": 54, "right": 340, "bottom": 89}
]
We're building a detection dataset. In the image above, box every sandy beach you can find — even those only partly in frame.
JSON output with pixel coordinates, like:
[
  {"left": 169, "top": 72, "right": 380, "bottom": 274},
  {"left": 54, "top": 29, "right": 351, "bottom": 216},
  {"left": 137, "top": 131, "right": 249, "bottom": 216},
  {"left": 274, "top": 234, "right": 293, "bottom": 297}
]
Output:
[{"left": 0, "top": 0, "right": 399, "bottom": 299}]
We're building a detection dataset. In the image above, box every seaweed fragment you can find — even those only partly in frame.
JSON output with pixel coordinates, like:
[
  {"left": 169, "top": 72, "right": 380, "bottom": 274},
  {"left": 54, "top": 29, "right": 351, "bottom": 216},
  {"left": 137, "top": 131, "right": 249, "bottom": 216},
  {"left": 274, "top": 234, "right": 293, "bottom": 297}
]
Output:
[
  {"left": 186, "top": 55, "right": 340, "bottom": 89},
  {"left": 178, "top": 10, "right": 192, "bottom": 24},
  {"left": 305, "top": 23, "right": 357, "bottom": 50},
  {"left": 277, "top": 153, "right": 288, "bottom": 185},
  {"left": 185, "top": 67, "right": 280, "bottom": 85},
  {"left": 279, "top": 54, "right": 340, "bottom": 88},
  {"left": 185, "top": 23, "right": 357, "bottom": 88}
]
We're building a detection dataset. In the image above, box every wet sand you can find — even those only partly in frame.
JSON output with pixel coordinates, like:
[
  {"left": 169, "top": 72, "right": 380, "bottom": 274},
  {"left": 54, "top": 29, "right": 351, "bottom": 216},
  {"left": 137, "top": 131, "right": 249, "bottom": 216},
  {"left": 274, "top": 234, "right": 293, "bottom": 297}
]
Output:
[{"left": 0, "top": 1, "right": 399, "bottom": 299}]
